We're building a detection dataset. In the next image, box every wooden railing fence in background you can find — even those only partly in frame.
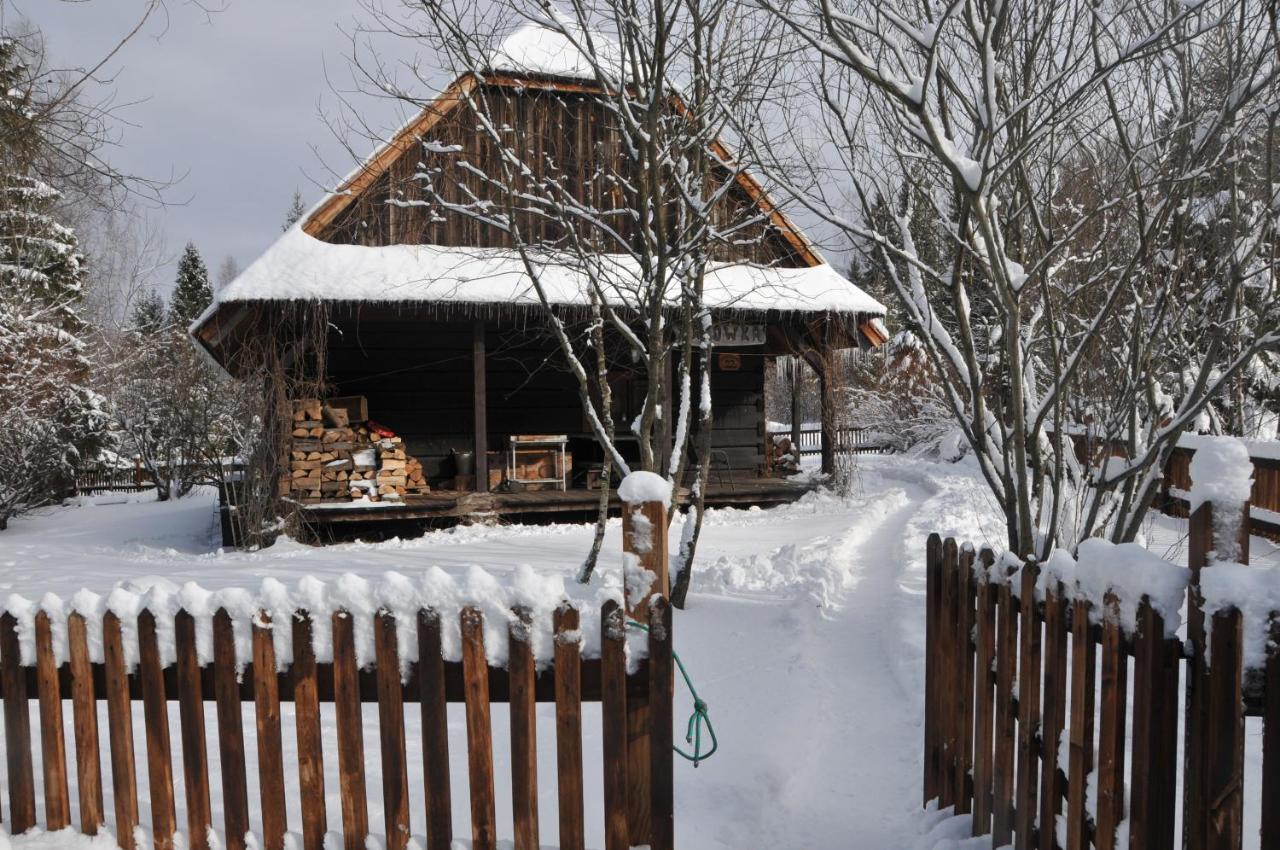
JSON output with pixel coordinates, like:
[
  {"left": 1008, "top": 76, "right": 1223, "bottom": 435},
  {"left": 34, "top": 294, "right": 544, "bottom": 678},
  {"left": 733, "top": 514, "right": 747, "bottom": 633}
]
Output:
[
  {"left": 0, "top": 600, "right": 674, "bottom": 850},
  {"left": 923, "top": 493, "right": 1277, "bottom": 850},
  {"left": 766, "top": 427, "right": 887, "bottom": 459}
]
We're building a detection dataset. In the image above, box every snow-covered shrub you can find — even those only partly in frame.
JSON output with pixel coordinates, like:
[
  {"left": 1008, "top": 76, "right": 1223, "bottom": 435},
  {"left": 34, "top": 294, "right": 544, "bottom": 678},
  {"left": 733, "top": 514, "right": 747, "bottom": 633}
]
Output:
[{"left": 845, "top": 333, "right": 955, "bottom": 456}]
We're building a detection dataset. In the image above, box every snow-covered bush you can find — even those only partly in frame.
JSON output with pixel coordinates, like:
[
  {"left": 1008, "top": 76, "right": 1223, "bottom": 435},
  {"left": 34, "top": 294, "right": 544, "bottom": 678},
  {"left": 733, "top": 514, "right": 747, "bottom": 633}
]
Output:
[{"left": 845, "top": 333, "right": 954, "bottom": 456}]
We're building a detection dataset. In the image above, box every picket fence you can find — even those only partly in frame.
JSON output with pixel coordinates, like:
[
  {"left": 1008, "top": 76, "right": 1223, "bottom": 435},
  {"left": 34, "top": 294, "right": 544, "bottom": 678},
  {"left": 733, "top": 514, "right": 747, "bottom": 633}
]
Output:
[
  {"left": 922, "top": 498, "right": 1276, "bottom": 850},
  {"left": 0, "top": 599, "right": 674, "bottom": 850}
]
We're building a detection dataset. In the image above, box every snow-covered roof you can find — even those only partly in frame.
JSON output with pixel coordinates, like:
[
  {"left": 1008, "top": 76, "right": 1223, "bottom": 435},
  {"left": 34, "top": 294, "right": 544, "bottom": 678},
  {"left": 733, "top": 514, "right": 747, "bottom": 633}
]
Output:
[
  {"left": 201, "top": 226, "right": 886, "bottom": 318},
  {"left": 486, "top": 18, "right": 621, "bottom": 81}
]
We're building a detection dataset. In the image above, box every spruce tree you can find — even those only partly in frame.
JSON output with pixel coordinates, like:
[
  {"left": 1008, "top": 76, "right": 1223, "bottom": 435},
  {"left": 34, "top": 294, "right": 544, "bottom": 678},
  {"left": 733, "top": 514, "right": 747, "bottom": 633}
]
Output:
[
  {"left": 131, "top": 288, "right": 167, "bottom": 336},
  {"left": 169, "top": 243, "right": 212, "bottom": 327},
  {"left": 282, "top": 189, "right": 305, "bottom": 231}
]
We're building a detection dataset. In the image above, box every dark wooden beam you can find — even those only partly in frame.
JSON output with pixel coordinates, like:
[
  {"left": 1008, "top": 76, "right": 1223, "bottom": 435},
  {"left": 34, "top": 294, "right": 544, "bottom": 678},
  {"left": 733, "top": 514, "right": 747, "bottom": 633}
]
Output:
[{"left": 473, "top": 320, "right": 489, "bottom": 493}]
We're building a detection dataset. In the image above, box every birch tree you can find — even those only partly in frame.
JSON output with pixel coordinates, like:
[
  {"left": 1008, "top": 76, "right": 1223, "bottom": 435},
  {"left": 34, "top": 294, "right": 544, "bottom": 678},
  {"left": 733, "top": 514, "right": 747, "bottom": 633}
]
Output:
[
  {"left": 755, "top": 0, "right": 1280, "bottom": 557},
  {"left": 357, "top": 0, "right": 788, "bottom": 601}
]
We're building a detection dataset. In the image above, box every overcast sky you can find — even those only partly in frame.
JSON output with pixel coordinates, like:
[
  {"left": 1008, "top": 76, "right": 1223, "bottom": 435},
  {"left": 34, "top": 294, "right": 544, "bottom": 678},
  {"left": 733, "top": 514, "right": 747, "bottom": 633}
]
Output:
[{"left": 26, "top": 0, "right": 419, "bottom": 290}]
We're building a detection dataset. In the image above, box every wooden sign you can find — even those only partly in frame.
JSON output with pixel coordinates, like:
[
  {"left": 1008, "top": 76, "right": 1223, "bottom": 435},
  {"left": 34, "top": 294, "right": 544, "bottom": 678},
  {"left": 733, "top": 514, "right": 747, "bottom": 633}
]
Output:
[
  {"left": 710, "top": 322, "right": 766, "bottom": 347},
  {"left": 717, "top": 353, "right": 742, "bottom": 371}
]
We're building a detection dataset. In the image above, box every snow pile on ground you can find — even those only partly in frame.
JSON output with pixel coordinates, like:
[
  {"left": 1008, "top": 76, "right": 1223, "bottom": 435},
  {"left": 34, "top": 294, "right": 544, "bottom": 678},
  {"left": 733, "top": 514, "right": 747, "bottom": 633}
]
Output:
[{"left": 1, "top": 455, "right": 1278, "bottom": 849}]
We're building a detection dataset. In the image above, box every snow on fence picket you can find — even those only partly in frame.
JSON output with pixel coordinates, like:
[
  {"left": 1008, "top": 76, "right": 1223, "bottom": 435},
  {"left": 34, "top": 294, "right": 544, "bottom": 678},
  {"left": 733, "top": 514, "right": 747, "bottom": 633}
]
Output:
[
  {"left": 0, "top": 584, "right": 675, "bottom": 850},
  {"left": 923, "top": 438, "right": 1279, "bottom": 850}
]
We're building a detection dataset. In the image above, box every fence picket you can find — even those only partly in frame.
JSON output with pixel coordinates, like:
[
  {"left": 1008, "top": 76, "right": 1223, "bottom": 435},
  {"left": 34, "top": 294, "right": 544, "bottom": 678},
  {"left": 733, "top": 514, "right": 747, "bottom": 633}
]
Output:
[
  {"left": 649, "top": 598, "right": 674, "bottom": 850},
  {"left": 175, "top": 610, "right": 213, "bottom": 850},
  {"left": 67, "top": 612, "right": 104, "bottom": 834},
  {"left": 1, "top": 610, "right": 36, "bottom": 831},
  {"left": 1066, "top": 598, "right": 1096, "bottom": 850},
  {"left": 102, "top": 611, "right": 138, "bottom": 850},
  {"left": 924, "top": 533, "right": 942, "bottom": 806},
  {"left": 461, "top": 607, "right": 497, "bottom": 850},
  {"left": 938, "top": 538, "right": 958, "bottom": 811},
  {"left": 333, "top": 610, "right": 370, "bottom": 850},
  {"left": 1038, "top": 580, "right": 1068, "bottom": 850},
  {"left": 955, "top": 547, "right": 976, "bottom": 815},
  {"left": 602, "top": 600, "right": 629, "bottom": 850},
  {"left": 1205, "top": 608, "right": 1244, "bottom": 850},
  {"left": 374, "top": 611, "right": 411, "bottom": 850},
  {"left": 416, "top": 609, "right": 453, "bottom": 850},
  {"left": 1263, "top": 617, "right": 1280, "bottom": 849},
  {"left": 992, "top": 574, "right": 1018, "bottom": 846},
  {"left": 1095, "top": 593, "right": 1127, "bottom": 850},
  {"left": 252, "top": 614, "right": 288, "bottom": 850},
  {"left": 1129, "top": 600, "right": 1179, "bottom": 850},
  {"left": 213, "top": 609, "right": 250, "bottom": 850},
  {"left": 138, "top": 609, "right": 178, "bottom": 850},
  {"left": 971, "top": 551, "right": 996, "bottom": 836},
  {"left": 1014, "top": 562, "right": 1041, "bottom": 849},
  {"left": 508, "top": 607, "right": 539, "bottom": 850},
  {"left": 554, "top": 604, "right": 585, "bottom": 850},
  {"left": 34, "top": 611, "right": 71, "bottom": 830},
  {"left": 292, "top": 611, "right": 327, "bottom": 850}
]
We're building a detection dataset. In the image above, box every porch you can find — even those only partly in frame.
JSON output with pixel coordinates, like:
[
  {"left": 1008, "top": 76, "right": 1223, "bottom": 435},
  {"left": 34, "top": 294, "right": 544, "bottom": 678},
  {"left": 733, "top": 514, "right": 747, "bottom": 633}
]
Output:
[{"left": 297, "top": 477, "right": 817, "bottom": 526}]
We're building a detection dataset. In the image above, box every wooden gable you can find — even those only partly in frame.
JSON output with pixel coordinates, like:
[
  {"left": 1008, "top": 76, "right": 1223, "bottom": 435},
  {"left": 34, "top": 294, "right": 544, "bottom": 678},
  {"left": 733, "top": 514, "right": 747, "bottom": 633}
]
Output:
[{"left": 303, "top": 73, "right": 819, "bottom": 269}]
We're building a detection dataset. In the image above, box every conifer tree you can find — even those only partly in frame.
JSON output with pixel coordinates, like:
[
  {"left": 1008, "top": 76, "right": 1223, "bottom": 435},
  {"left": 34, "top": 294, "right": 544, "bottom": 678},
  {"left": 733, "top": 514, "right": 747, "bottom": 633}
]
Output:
[
  {"left": 282, "top": 189, "right": 304, "bottom": 231},
  {"left": 131, "top": 288, "right": 167, "bottom": 337},
  {"left": 169, "top": 243, "right": 212, "bottom": 327}
]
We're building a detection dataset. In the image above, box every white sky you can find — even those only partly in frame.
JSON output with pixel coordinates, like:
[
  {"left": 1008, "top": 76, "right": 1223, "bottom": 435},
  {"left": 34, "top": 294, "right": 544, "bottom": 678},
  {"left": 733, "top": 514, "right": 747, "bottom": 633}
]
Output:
[{"left": 24, "top": 0, "right": 415, "bottom": 289}]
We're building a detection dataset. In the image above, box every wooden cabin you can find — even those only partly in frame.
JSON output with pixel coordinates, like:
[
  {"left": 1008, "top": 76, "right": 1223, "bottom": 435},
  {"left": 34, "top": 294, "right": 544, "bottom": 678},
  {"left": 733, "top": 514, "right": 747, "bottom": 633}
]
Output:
[{"left": 192, "top": 23, "right": 886, "bottom": 529}]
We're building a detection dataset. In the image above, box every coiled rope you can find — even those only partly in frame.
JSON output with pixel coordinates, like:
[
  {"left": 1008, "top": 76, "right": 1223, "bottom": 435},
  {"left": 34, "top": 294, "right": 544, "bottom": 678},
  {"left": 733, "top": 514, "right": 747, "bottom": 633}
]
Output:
[{"left": 627, "top": 620, "right": 718, "bottom": 767}]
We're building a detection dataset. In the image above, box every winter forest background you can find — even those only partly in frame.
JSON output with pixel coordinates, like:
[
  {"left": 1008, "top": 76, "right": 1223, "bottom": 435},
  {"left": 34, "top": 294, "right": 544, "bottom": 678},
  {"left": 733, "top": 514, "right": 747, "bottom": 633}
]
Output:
[{"left": 1, "top": 0, "right": 1277, "bottom": 566}]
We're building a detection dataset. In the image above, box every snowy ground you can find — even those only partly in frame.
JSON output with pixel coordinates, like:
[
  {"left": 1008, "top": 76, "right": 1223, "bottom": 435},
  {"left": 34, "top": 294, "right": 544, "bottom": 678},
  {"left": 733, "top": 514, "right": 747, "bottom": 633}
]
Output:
[{"left": 0, "top": 455, "right": 1277, "bottom": 850}]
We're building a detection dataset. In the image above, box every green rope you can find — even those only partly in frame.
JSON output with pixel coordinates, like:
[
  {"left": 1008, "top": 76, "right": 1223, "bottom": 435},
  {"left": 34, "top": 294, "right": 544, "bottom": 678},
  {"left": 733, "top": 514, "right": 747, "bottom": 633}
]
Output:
[{"left": 627, "top": 620, "right": 718, "bottom": 767}]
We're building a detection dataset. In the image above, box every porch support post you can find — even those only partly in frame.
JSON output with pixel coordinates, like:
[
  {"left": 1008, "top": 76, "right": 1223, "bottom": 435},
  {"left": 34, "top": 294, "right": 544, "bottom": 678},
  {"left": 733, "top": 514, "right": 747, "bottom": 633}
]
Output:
[
  {"left": 799, "top": 344, "right": 836, "bottom": 477},
  {"left": 473, "top": 319, "right": 489, "bottom": 493}
]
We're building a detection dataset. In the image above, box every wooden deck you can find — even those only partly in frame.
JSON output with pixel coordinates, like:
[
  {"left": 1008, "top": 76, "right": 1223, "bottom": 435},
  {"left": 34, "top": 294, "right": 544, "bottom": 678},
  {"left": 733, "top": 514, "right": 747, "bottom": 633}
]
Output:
[{"left": 298, "top": 478, "right": 816, "bottom": 525}]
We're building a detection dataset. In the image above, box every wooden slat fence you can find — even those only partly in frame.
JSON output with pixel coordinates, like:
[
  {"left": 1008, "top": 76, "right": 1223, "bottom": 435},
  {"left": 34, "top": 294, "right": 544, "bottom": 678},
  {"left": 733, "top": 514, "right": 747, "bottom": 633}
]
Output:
[
  {"left": 74, "top": 466, "right": 155, "bottom": 495},
  {"left": 766, "top": 427, "right": 887, "bottom": 457},
  {"left": 923, "top": 498, "right": 1278, "bottom": 850},
  {"left": 0, "top": 599, "right": 674, "bottom": 850}
]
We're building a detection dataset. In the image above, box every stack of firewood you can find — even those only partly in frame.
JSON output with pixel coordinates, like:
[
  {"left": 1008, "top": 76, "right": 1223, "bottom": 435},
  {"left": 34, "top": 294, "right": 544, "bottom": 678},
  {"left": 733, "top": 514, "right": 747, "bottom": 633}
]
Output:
[{"left": 286, "top": 398, "right": 430, "bottom": 503}]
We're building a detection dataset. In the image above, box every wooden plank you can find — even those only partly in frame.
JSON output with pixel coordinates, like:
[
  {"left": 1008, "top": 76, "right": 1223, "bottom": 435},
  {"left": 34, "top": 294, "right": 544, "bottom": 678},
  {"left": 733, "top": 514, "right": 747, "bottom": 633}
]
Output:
[
  {"left": 649, "top": 598, "right": 674, "bottom": 850},
  {"left": 461, "top": 607, "right": 497, "bottom": 850},
  {"left": 1262, "top": 617, "right": 1280, "bottom": 850},
  {"left": 103, "top": 611, "right": 139, "bottom": 850},
  {"left": 417, "top": 609, "right": 452, "bottom": 850},
  {"left": 474, "top": 319, "right": 489, "bottom": 493},
  {"left": 956, "top": 546, "right": 977, "bottom": 815},
  {"left": 554, "top": 604, "right": 585, "bottom": 850},
  {"left": 601, "top": 601, "right": 629, "bottom": 850},
  {"left": 374, "top": 611, "right": 411, "bottom": 850},
  {"left": 1, "top": 610, "right": 35, "bottom": 831},
  {"left": 333, "top": 610, "right": 370, "bottom": 850},
  {"left": 253, "top": 614, "right": 288, "bottom": 850},
  {"left": 971, "top": 551, "right": 996, "bottom": 836},
  {"left": 34, "top": 611, "right": 72, "bottom": 829},
  {"left": 923, "top": 536, "right": 939, "bottom": 807},
  {"left": 1095, "top": 593, "right": 1127, "bottom": 850},
  {"left": 1014, "top": 561, "right": 1041, "bottom": 849},
  {"left": 67, "top": 611, "right": 105, "bottom": 833},
  {"left": 1038, "top": 581, "right": 1068, "bottom": 850},
  {"left": 214, "top": 609, "right": 251, "bottom": 850},
  {"left": 937, "top": 538, "right": 958, "bottom": 811},
  {"left": 293, "top": 612, "right": 327, "bottom": 850},
  {"left": 508, "top": 607, "right": 539, "bottom": 850},
  {"left": 991, "top": 575, "right": 1018, "bottom": 846},
  {"left": 175, "top": 610, "right": 213, "bottom": 850},
  {"left": 1204, "top": 607, "right": 1244, "bottom": 850},
  {"left": 1129, "top": 600, "right": 1178, "bottom": 850},
  {"left": 138, "top": 609, "right": 178, "bottom": 850},
  {"left": 1066, "top": 598, "right": 1096, "bottom": 850},
  {"left": 1185, "top": 502, "right": 1212, "bottom": 849}
]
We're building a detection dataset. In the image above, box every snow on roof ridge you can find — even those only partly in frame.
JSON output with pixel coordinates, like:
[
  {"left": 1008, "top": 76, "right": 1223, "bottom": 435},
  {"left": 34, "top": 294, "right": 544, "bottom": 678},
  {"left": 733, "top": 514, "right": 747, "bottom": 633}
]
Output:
[
  {"left": 486, "top": 16, "right": 621, "bottom": 81},
  {"left": 204, "top": 227, "right": 887, "bottom": 317}
]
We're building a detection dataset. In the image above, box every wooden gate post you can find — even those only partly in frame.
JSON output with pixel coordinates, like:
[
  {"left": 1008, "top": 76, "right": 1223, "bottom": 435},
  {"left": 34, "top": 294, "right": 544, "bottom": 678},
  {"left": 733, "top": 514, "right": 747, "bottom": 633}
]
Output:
[
  {"left": 621, "top": 479, "right": 670, "bottom": 847},
  {"left": 1185, "top": 485, "right": 1251, "bottom": 850}
]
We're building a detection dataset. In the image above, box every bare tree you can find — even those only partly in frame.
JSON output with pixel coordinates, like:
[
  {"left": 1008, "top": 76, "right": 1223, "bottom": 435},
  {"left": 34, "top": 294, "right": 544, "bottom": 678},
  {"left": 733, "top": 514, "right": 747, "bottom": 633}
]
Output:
[
  {"left": 352, "top": 0, "right": 791, "bottom": 601},
  {"left": 754, "top": 0, "right": 1280, "bottom": 557}
]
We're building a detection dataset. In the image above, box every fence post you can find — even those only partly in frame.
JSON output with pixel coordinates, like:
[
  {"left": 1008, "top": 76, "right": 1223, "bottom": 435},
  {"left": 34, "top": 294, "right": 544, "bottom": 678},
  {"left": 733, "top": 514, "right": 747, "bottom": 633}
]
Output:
[
  {"left": 622, "top": 489, "right": 669, "bottom": 846},
  {"left": 924, "top": 533, "right": 942, "bottom": 806},
  {"left": 1185, "top": 475, "right": 1251, "bottom": 850}
]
